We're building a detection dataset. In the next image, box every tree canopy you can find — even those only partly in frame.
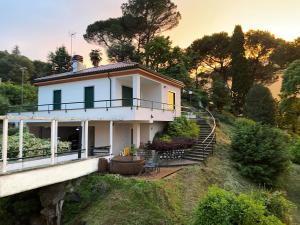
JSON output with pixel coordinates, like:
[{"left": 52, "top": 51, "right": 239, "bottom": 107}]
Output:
[
  {"left": 84, "top": 0, "right": 181, "bottom": 62},
  {"left": 48, "top": 46, "right": 72, "bottom": 73}
]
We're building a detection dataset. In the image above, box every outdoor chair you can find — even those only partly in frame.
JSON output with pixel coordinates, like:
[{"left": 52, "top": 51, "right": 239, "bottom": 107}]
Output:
[{"left": 141, "top": 151, "right": 160, "bottom": 175}]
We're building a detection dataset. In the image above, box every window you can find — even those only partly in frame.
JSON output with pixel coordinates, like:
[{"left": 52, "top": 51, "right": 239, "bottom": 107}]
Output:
[
  {"left": 167, "top": 91, "right": 175, "bottom": 110},
  {"left": 122, "top": 86, "right": 133, "bottom": 107},
  {"left": 53, "top": 90, "right": 61, "bottom": 110},
  {"left": 84, "top": 86, "right": 94, "bottom": 109}
]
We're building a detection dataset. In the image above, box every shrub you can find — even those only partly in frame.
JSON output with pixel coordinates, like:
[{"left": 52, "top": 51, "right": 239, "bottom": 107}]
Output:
[
  {"left": 148, "top": 138, "right": 195, "bottom": 151},
  {"left": 231, "top": 118, "right": 290, "bottom": 186},
  {"left": 251, "top": 190, "right": 295, "bottom": 225},
  {"left": 193, "top": 187, "right": 286, "bottom": 225},
  {"left": 166, "top": 116, "right": 200, "bottom": 139},
  {"left": 0, "top": 131, "right": 71, "bottom": 158},
  {"left": 290, "top": 137, "right": 300, "bottom": 164}
]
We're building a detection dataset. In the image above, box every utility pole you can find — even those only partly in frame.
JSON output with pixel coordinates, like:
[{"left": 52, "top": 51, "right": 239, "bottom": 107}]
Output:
[{"left": 20, "top": 67, "right": 27, "bottom": 106}]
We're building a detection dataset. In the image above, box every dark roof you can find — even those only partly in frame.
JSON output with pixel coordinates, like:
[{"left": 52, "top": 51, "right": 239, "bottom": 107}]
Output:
[{"left": 34, "top": 62, "right": 184, "bottom": 87}]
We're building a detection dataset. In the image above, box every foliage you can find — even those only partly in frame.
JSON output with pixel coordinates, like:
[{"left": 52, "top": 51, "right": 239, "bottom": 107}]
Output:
[
  {"left": 89, "top": 49, "right": 102, "bottom": 67},
  {"left": 0, "top": 82, "right": 37, "bottom": 108},
  {"left": 280, "top": 58, "right": 300, "bottom": 132},
  {"left": 0, "top": 191, "right": 41, "bottom": 225},
  {"left": 0, "top": 50, "right": 51, "bottom": 84},
  {"left": 281, "top": 59, "right": 300, "bottom": 98},
  {"left": 148, "top": 138, "right": 195, "bottom": 151},
  {"left": 166, "top": 116, "right": 200, "bottom": 139},
  {"left": 251, "top": 190, "right": 295, "bottom": 224},
  {"left": 193, "top": 186, "right": 292, "bottom": 225},
  {"left": 0, "top": 131, "right": 71, "bottom": 159},
  {"left": 187, "top": 32, "right": 231, "bottom": 82},
  {"left": 84, "top": 0, "right": 181, "bottom": 61},
  {"left": 0, "top": 94, "right": 10, "bottom": 115},
  {"left": 231, "top": 118, "right": 290, "bottom": 186},
  {"left": 143, "top": 36, "right": 193, "bottom": 86},
  {"left": 290, "top": 137, "right": 300, "bottom": 164},
  {"left": 230, "top": 25, "right": 252, "bottom": 113},
  {"left": 107, "top": 42, "right": 139, "bottom": 62},
  {"left": 211, "top": 72, "right": 231, "bottom": 111},
  {"left": 244, "top": 84, "right": 276, "bottom": 125},
  {"left": 0, "top": 50, "right": 34, "bottom": 84},
  {"left": 48, "top": 46, "right": 72, "bottom": 73},
  {"left": 245, "top": 30, "right": 278, "bottom": 85}
]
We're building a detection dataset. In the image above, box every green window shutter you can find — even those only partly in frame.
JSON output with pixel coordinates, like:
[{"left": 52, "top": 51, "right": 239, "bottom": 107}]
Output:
[
  {"left": 84, "top": 86, "right": 94, "bottom": 109},
  {"left": 122, "top": 86, "right": 133, "bottom": 107},
  {"left": 53, "top": 90, "right": 61, "bottom": 110}
]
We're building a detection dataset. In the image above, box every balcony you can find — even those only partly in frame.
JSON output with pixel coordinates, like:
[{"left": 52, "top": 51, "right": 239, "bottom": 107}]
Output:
[{"left": 8, "top": 98, "right": 180, "bottom": 122}]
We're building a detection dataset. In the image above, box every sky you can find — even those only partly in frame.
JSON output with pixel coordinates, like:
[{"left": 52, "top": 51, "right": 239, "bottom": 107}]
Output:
[{"left": 1, "top": 0, "right": 300, "bottom": 68}]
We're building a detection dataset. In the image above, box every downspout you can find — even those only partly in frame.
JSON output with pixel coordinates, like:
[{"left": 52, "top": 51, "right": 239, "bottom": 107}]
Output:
[{"left": 107, "top": 72, "right": 112, "bottom": 107}]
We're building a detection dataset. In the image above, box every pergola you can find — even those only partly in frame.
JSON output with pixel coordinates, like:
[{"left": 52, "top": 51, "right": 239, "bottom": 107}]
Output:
[{"left": 0, "top": 115, "right": 113, "bottom": 173}]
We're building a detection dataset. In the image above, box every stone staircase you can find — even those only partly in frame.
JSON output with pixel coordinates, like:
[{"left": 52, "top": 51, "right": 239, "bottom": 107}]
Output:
[{"left": 183, "top": 108, "right": 216, "bottom": 162}]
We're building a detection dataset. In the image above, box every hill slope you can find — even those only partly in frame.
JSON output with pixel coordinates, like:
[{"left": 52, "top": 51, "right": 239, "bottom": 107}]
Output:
[{"left": 62, "top": 121, "right": 299, "bottom": 225}]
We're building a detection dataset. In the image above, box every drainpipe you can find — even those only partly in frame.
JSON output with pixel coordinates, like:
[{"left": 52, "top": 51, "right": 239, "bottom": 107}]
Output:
[{"left": 107, "top": 73, "right": 112, "bottom": 107}]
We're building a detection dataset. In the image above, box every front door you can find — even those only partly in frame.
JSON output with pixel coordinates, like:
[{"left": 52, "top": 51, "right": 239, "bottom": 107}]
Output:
[
  {"left": 84, "top": 86, "right": 94, "bottom": 109},
  {"left": 122, "top": 86, "right": 133, "bottom": 107}
]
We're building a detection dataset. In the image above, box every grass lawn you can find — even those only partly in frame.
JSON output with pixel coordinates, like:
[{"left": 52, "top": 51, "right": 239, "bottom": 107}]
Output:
[{"left": 62, "top": 121, "right": 300, "bottom": 225}]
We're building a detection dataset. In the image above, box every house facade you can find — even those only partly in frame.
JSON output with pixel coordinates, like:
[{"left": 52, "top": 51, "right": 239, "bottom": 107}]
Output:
[{"left": 11, "top": 57, "right": 184, "bottom": 156}]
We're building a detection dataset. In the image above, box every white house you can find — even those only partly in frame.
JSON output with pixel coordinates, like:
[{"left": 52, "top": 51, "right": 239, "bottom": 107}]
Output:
[{"left": 11, "top": 56, "right": 184, "bottom": 157}]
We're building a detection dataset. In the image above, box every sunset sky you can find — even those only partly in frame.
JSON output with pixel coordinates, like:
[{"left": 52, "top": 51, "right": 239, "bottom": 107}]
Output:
[{"left": 1, "top": 0, "right": 300, "bottom": 67}]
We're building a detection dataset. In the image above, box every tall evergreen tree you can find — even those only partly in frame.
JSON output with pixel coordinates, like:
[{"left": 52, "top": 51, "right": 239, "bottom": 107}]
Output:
[
  {"left": 48, "top": 46, "right": 71, "bottom": 73},
  {"left": 230, "top": 25, "right": 251, "bottom": 114},
  {"left": 244, "top": 84, "right": 276, "bottom": 125}
]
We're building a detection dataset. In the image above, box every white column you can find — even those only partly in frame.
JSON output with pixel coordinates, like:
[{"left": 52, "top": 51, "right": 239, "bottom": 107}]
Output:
[
  {"left": 50, "top": 120, "right": 55, "bottom": 165},
  {"left": 84, "top": 120, "right": 89, "bottom": 158},
  {"left": 109, "top": 121, "right": 113, "bottom": 156},
  {"left": 18, "top": 120, "right": 24, "bottom": 160},
  {"left": 1, "top": 118, "right": 8, "bottom": 173},
  {"left": 54, "top": 120, "right": 58, "bottom": 155},
  {"left": 133, "top": 123, "right": 141, "bottom": 148},
  {"left": 132, "top": 75, "right": 141, "bottom": 107}
]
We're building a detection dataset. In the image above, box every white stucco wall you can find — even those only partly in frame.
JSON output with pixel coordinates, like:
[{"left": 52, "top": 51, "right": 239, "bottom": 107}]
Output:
[{"left": 38, "top": 78, "right": 110, "bottom": 110}]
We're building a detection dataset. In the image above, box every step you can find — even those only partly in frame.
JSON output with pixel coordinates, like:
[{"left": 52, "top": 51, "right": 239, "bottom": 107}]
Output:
[{"left": 183, "top": 156, "right": 205, "bottom": 162}]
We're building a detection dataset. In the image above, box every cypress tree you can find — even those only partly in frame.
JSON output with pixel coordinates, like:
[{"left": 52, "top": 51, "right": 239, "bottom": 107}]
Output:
[{"left": 230, "top": 25, "right": 252, "bottom": 114}]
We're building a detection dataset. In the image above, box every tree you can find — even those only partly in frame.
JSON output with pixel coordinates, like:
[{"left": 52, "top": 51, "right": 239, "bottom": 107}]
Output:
[
  {"left": 107, "top": 42, "right": 139, "bottom": 62},
  {"left": 0, "top": 94, "right": 10, "bottom": 115},
  {"left": 245, "top": 30, "right": 279, "bottom": 84},
  {"left": 11, "top": 45, "right": 21, "bottom": 55},
  {"left": 244, "top": 84, "right": 276, "bottom": 125},
  {"left": 231, "top": 119, "right": 290, "bottom": 186},
  {"left": 211, "top": 72, "right": 231, "bottom": 111},
  {"left": 0, "top": 82, "right": 37, "bottom": 107},
  {"left": 48, "top": 46, "right": 71, "bottom": 73},
  {"left": 143, "top": 36, "right": 172, "bottom": 70},
  {"left": 187, "top": 32, "right": 231, "bottom": 83},
  {"left": 89, "top": 49, "right": 102, "bottom": 67},
  {"left": 31, "top": 60, "right": 52, "bottom": 81},
  {"left": 0, "top": 51, "right": 35, "bottom": 84},
  {"left": 230, "top": 25, "right": 251, "bottom": 113},
  {"left": 84, "top": 0, "right": 181, "bottom": 62},
  {"left": 279, "top": 60, "right": 300, "bottom": 133}
]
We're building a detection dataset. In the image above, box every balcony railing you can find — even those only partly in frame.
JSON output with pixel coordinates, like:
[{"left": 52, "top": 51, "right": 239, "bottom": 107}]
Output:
[{"left": 8, "top": 98, "right": 177, "bottom": 114}]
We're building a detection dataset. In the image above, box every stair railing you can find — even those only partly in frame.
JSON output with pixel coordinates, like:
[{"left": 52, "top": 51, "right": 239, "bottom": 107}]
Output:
[
  {"left": 198, "top": 105, "right": 216, "bottom": 157},
  {"left": 182, "top": 105, "right": 216, "bottom": 159}
]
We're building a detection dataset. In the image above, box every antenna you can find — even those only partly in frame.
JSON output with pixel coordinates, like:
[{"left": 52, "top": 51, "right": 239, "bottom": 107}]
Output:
[{"left": 69, "top": 32, "right": 76, "bottom": 56}]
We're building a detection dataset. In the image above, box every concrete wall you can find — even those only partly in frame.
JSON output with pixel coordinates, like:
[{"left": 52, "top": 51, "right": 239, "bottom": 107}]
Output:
[{"left": 0, "top": 157, "right": 102, "bottom": 197}]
